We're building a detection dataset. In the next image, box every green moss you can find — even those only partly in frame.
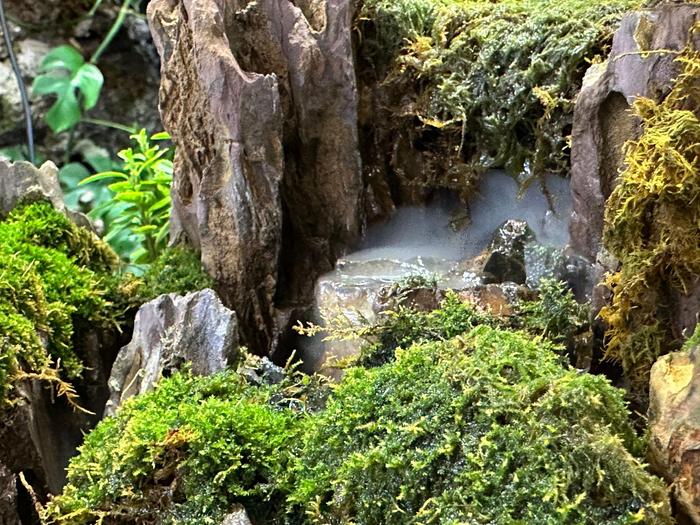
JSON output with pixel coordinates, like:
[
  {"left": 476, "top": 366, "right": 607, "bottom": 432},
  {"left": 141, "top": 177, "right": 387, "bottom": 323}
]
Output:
[
  {"left": 291, "top": 326, "right": 671, "bottom": 524},
  {"left": 600, "top": 48, "right": 700, "bottom": 391},
  {"left": 359, "top": 0, "right": 640, "bottom": 183},
  {"left": 44, "top": 370, "right": 302, "bottom": 525},
  {"left": 49, "top": 306, "right": 671, "bottom": 524},
  {"left": 519, "top": 278, "right": 589, "bottom": 345},
  {"left": 138, "top": 246, "right": 214, "bottom": 300},
  {"left": 0, "top": 201, "right": 118, "bottom": 402}
]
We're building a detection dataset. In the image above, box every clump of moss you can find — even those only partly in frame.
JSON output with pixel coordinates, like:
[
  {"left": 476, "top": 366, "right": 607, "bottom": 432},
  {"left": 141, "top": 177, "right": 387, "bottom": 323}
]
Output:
[
  {"left": 138, "top": 246, "right": 214, "bottom": 299},
  {"left": 0, "top": 201, "right": 118, "bottom": 402},
  {"left": 44, "top": 369, "right": 302, "bottom": 525},
  {"left": 291, "top": 326, "right": 671, "bottom": 524},
  {"left": 47, "top": 310, "right": 671, "bottom": 524},
  {"left": 359, "top": 0, "right": 640, "bottom": 183},
  {"left": 599, "top": 47, "right": 700, "bottom": 392},
  {"left": 519, "top": 278, "right": 589, "bottom": 345}
]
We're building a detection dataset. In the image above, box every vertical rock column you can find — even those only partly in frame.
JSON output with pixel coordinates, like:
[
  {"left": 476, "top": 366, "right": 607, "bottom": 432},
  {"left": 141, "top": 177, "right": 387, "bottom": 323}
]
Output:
[{"left": 147, "top": 0, "right": 363, "bottom": 354}]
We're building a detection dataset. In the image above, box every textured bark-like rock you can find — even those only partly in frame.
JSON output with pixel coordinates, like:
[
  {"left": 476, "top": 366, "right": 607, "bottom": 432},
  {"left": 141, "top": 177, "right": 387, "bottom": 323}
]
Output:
[
  {"left": 105, "top": 289, "right": 239, "bottom": 415},
  {"left": 147, "top": 0, "right": 362, "bottom": 355},
  {"left": 649, "top": 342, "right": 700, "bottom": 524},
  {"left": 569, "top": 4, "right": 700, "bottom": 261}
]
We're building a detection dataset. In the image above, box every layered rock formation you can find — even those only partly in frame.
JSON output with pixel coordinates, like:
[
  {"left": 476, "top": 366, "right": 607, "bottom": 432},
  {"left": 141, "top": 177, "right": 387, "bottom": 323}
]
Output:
[
  {"left": 105, "top": 289, "right": 239, "bottom": 415},
  {"left": 649, "top": 339, "right": 700, "bottom": 524},
  {"left": 147, "top": 0, "right": 363, "bottom": 355}
]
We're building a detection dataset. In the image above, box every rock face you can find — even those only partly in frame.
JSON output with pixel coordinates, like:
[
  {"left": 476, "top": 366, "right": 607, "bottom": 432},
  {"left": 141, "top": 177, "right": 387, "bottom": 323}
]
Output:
[
  {"left": 570, "top": 4, "right": 700, "bottom": 261},
  {"left": 105, "top": 289, "right": 239, "bottom": 415},
  {"left": 0, "top": 463, "right": 20, "bottom": 525},
  {"left": 147, "top": 0, "right": 363, "bottom": 355},
  {"left": 0, "top": 160, "right": 64, "bottom": 216},
  {"left": 649, "top": 340, "right": 700, "bottom": 524},
  {"left": 221, "top": 505, "right": 253, "bottom": 525}
]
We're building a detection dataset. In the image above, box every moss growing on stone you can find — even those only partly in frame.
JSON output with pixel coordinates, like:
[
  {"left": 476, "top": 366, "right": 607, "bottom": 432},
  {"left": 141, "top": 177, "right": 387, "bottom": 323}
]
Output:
[
  {"left": 47, "top": 326, "right": 671, "bottom": 524},
  {"left": 359, "top": 0, "right": 640, "bottom": 184},
  {"left": 600, "top": 48, "right": 700, "bottom": 392},
  {"left": 0, "top": 201, "right": 118, "bottom": 403},
  {"left": 44, "top": 370, "right": 302, "bottom": 525},
  {"left": 291, "top": 326, "right": 671, "bottom": 524},
  {"left": 138, "top": 246, "right": 214, "bottom": 300}
]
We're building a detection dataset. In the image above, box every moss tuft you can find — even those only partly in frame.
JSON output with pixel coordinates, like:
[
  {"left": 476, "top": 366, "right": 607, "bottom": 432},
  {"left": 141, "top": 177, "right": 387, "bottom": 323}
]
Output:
[
  {"left": 0, "top": 201, "right": 118, "bottom": 402},
  {"left": 600, "top": 46, "right": 700, "bottom": 391},
  {"left": 359, "top": 0, "right": 640, "bottom": 186}
]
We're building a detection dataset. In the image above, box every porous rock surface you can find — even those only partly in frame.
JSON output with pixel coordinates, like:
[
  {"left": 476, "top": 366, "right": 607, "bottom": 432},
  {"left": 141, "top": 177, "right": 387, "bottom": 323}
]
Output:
[
  {"left": 147, "top": 0, "right": 363, "bottom": 355},
  {"left": 649, "top": 340, "right": 700, "bottom": 524},
  {"left": 105, "top": 288, "right": 239, "bottom": 415},
  {"left": 0, "top": 160, "right": 64, "bottom": 216}
]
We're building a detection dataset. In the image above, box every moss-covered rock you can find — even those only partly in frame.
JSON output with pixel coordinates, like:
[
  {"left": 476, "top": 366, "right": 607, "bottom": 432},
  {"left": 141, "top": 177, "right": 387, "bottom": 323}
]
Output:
[
  {"left": 358, "top": 0, "right": 641, "bottom": 191},
  {"left": 47, "top": 326, "right": 671, "bottom": 524},
  {"left": 599, "top": 47, "right": 700, "bottom": 392},
  {"left": 291, "top": 326, "right": 671, "bottom": 524},
  {"left": 0, "top": 201, "right": 119, "bottom": 403}
]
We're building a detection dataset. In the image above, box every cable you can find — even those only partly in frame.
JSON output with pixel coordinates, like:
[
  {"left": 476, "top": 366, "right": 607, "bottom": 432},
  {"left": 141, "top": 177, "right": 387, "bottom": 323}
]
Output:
[{"left": 0, "top": 0, "right": 35, "bottom": 164}]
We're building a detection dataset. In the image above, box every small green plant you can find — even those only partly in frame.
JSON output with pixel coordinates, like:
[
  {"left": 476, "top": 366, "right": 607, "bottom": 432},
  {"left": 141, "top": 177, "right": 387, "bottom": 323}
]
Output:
[
  {"left": 32, "top": 46, "right": 104, "bottom": 134},
  {"left": 81, "top": 129, "right": 173, "bottom": 264},
  {"left": 519, "top": 278, "right": 589, "bottom": 345}
]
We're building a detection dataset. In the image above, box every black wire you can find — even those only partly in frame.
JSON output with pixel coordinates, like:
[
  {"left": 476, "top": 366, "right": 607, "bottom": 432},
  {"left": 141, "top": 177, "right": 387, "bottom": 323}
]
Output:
[{"left": 0, "top": 0, "right": 35, "bottom": 164}]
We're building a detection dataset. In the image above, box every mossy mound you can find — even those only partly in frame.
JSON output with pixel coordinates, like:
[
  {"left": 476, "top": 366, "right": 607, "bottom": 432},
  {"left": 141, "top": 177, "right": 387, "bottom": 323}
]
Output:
[
  {"left": 47, "top": 322, "right": 670, "bottom": 523},
  {"left": 0, "top": 201, "right": 118, "bottom": 402},
  {"left": 600, "top": 47, "right": 700, "bottom": 392},
  {"left": 45, "top": 370, "right": 300, "bottom": 525},
  {"left": 291, "top": 326, "right": 670, "bottom": 524},
  {"left": 358, "top": 0, "right": 640, "bottom": 186}
]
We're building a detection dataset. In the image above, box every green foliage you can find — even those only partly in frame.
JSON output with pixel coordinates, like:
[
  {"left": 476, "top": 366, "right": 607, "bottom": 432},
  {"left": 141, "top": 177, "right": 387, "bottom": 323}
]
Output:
[
  {"left": 47, "top": 310, "right": 671, "bottom": 524},
  {"left": 0, "top": 201, "right": 117, "bottom": 402},
  {"left": 600, "top": 47, "right": 700, "bottom": 391},
  {"left": 137, "top": 246, "right": 214, "bottom": 300},
  {"left": 32, "top": 46, "right": 104, "bottom": 133},
  {"left": 519, "top": 278, "right": 589, "bottom": 345},
  {"left": 359, "top": 0, "right": 640, "bottom": 181},
  {"left": 290, "top": 326, "right": 671, "bottom": 524},
  {"left": 44, "top": 370, "right": 302, "bottom": 525},
  {"left": 82, "top": 129, "right": 174, "bottom": 264}
]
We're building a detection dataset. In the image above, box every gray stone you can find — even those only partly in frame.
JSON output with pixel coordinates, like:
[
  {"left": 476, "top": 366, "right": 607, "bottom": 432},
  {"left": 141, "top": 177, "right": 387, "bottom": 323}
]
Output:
[
  {"left": 649, "top": 339, "right": 700, "bottom": 524},
  {"left": 221, "top": 505, "right": 253, "bottom": 525},
  {"left": 570, "top": 4, "right": 700, "bottom": 262},
  {"left": 0, "top": 160, "right": 64, "bottom": 216},
  {"left": 105, "top": 289, "right": 239, "bottom": 415},
  {"left": 147, "top": 0, "right": 363, "bottom": 355}
]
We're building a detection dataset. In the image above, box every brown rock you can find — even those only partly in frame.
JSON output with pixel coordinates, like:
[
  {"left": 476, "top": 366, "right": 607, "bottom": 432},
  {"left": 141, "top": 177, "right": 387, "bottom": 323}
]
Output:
[
  {"left": 148, "top": 0, "right": 363, "bottom": 355},
  {"left": 569, "top": 4, "right": 700, "bottom": 262},
  {"left": 649, "top": 341, "right": 700, "bottom": 523}
]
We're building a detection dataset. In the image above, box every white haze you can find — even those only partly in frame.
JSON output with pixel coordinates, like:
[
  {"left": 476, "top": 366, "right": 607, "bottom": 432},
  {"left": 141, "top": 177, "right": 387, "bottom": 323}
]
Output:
[{"left": 350, "top": 170, "right": 572, "bottom": 263}]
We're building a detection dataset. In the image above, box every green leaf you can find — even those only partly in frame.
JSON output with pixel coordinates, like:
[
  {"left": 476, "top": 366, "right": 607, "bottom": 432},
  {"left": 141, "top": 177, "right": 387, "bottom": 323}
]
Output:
[
  {"left": 39, "top": 45, "right": 84, "bottom": 74},
  {"left": 151, "top": 131, "right": 171, "bottom": 141},
  {"left": 115, "top": 191, "right": 147, "bottom": 204},
  {"left": 132, "top": 225, "right": 158, "bottom": 234},
  {"left": 149, "top": 196, "right": 171, "bottom": 213},
  {"left": 80, "top": 171, "right": 128, "bottom": 185},
  {"left": 46, "top": 88, "right": 81, "bottom": 133},
  {"left": 32, "top": 75, "right": 68, "bottom": 96},
  {"left": 74, "top": 64, "right": 104, "bottom": 110}
]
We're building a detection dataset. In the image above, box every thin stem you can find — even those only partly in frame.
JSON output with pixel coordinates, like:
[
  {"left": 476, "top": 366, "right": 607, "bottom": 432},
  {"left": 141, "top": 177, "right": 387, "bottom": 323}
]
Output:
[
  {"left": 0, "top": 0, "right": 35, "bottom": 164},
  {"left": 90, "top": 0, "right": 133, "bottom": 65},
  {"left": 83, "top": 117, "right": 136, "bottom": 134}
]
